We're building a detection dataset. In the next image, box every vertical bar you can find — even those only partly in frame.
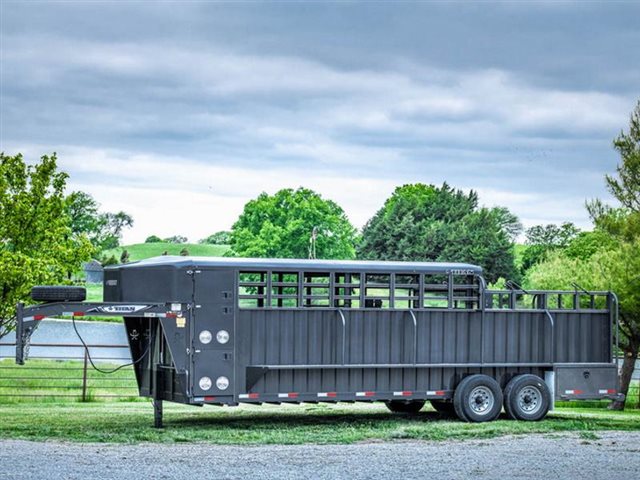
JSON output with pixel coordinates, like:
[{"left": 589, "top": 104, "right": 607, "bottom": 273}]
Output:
[
  {"left": 266, "top": 270, "right": 272, "bottom": 308},
  {"left": 153, "top": 399, "right": 163, "bottom": 428},
  {"left": 447, "top": 273, "right": 453, "bottom": 309},
  {"left": 15, "top": 303, "right": 24, "bottom": 364},
  {"left": 82, "top": 348, "right": 89, "bottom": 402},
  {"left": 389, "top": 273, "right": 395, "bottom": 309}
]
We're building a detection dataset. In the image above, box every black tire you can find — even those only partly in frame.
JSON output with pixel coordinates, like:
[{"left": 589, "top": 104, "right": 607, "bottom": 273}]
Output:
[
  {"left": 453, "top": 374, "right": 503, "bottom": 422},
  {"left": 503, "top": 374, "right": 551, "bottom": 421},
  {"left": 31, "top": 285, "right": 86, "bottom": 303},
  {"left": 385, "top": 400, "right": 426, "bottom": 414},
  {"left": 430, "top": 400, "right": 456, "bottom": 416}
]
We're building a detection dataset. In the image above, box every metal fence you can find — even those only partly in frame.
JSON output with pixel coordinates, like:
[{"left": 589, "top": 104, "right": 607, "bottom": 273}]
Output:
[{"left": 0, "top": 341, "right": 138, "bottom": 401}]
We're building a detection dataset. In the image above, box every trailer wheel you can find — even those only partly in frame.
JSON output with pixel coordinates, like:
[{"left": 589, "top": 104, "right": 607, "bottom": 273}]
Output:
[
  {"left": 385, "top": 400, "right": 426, "bottom": 414},
  {"left": 430, "top": 400, "right": 456, "bottom": 416},
  {"left": 31, "top": 285, "right": 86, "bottom": 303},
  {"left": 503, "top": 374, "right": 550, "bottom": 421},
  {"left": 453, "top": 374, "right": 503, "bottom": 422}
]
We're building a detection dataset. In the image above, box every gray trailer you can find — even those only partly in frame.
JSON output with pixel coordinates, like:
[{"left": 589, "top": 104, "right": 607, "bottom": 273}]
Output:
[{"left": 15, "top": 256, "right": 623, "bottom": 426}]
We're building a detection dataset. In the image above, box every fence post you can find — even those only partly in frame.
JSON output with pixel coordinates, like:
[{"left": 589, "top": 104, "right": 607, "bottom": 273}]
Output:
[{"left": 82, "top": 349, "right": 88, "bottom": 402}]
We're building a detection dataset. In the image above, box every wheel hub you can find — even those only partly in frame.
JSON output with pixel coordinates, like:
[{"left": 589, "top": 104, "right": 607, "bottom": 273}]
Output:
[
  {"left": 518, "top": 386, "right": 542, "bottom": 414},
  {"left": 468, "top": 386, "right": 494, "bottom": 415}
]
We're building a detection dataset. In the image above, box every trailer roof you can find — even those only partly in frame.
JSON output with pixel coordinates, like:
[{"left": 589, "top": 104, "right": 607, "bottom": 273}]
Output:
[{"left": 109, "top": 256, "right": 483, "bottom": 274}]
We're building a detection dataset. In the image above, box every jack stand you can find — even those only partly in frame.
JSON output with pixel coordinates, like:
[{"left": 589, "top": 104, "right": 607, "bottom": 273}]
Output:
[{"left": 153, "top": 398, "right": 163, "bottom": 428}]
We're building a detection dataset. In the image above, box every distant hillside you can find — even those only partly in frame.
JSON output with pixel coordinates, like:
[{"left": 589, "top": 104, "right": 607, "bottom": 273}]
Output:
[{"left": 102, "top": 243, "right": 230, "bottom": 262}]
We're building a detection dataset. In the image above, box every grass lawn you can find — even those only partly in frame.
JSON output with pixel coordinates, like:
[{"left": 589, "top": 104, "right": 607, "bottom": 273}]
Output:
[
  {"left": 0, "top": 401, "right": 639, "bottom": 444},
  {"left": 102, "top": 242, "right": 230, "bottom": 262}
]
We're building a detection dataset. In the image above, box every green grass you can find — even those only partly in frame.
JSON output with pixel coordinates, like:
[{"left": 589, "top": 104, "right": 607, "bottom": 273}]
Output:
[
  {"left": 102, "top": 242, "right": 230, "bottom": 262},
  {"left": 2, "top": 359, "right": 639, "bottom": 444},
  {"left": 0, "top": 401, "right": 638, "bottom": 444},
  {"left": 85, "top": 283, "right": 103, "bottom": 302},
  {"left": 0, "top": 359, "right": 140, "bottom": 404}
]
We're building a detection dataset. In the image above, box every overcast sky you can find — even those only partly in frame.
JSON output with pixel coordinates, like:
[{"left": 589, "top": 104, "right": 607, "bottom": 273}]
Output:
[{"left": 1, "top": 1, "right": 639, "bottom": 244}]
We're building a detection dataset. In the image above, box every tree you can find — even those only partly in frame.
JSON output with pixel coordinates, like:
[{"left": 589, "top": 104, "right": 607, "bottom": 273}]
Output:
[
  {"left": 521, "top": 222, "right": 580, "bottom": 272},
  {"left": 65, "top": 191, "right": 133, "bottom": 251},
  {"left": 530, "top": 100, "right": 640, "bottom": 410},
  {"left": 581, "top": 99, "right": 640, "bottom": 410},
  {"left": 179, "top": 247, "right": 189, "bottom": 256},
  {"left": 200, "top": 231, "right": 231, "bottom": 245},
  {"left": 0, "top": 153, "right": 93, "bottom": 338},
  {"left": 163, "top": 235, "right": 188, "bottom": 244},
  {"left": 120, "top": 250, "right": 130, "bottom": 263},
  {"left": 145, "top": 235, "right": 162, "bottom": 243},
  {"left": 230, "top": 187, "right": 357, "bottom": 259},
  {"left": 357, "top": 183, "right": 521, "bottom": 283}
]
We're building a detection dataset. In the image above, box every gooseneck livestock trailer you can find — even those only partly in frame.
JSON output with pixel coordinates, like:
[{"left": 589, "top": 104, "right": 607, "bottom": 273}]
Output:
[{"left": 15, "top": 256, "right": 623, "bottom": 426}]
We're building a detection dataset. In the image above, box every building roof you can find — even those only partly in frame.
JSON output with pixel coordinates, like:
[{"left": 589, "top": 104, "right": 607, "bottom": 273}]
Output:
[{"left": 108, "top": 256, "right": 483, "bottom": 274}]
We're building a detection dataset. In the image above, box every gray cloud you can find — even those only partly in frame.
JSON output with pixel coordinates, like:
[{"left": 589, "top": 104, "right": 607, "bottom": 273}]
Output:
[{"left": 1, "top": 1, "right": 638, "bottom": 242}]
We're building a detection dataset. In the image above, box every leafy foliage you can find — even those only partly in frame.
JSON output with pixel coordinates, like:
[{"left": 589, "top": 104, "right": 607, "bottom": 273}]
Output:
[
  {"left": 199, "top": 231, "right": 231, "bottom": 245},
  {"left": 65, "top": 191, "right": 133, "bottom": 250},
  {"left": 521, "top": 222, "right": 580, "bottom": 272},
  {"left": 357, "top": 183, "right": 521, "bottom": 283},
  {"left": 144, "top": 235, "right": 162, "bottom": 243},
  {"left": 606, "top": 100, "right": 640, "bottom": 211},
  {"left": 163, "top": 235, "right": 188, "bottom": 244},
  {"left": 0, "top": 153, "right": 93, "bottom": 337},
  {"left": 230, "top": 187, "right": 357, "bottom": 259}
]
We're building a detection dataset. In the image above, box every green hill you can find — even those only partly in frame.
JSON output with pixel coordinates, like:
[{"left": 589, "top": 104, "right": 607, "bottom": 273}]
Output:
[{"left": 102, "top": 243, "right": 230, "bottom": 262}]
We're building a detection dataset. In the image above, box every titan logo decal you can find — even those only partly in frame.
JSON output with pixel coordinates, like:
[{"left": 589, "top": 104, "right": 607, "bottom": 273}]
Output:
[
  {"left": 449, "top": 269, "right": 476, "bottom": 275},
  {"left": 89, "top": 305, "right": 151, "bottom": 314}
]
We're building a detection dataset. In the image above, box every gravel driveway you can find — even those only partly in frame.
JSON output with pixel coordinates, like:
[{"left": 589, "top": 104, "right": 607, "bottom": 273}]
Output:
[{"left": 2, "top": 431, "right": 639, "bottom": 480}]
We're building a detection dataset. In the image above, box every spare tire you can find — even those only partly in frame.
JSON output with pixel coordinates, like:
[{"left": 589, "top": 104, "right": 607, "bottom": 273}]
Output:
[{"left": 31, "top": 285, "right": 86, "bottom": 303}]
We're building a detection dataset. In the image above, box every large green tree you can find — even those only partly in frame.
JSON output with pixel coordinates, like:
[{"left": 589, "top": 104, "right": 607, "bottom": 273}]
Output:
[
  {"left": 230, "top": 187, "right": 357, "bottom": 259},
  {"left": 65, "top": 191, "right": 133, "bottom": 251},
  {"left": 357, "top": 183, "right": 521, "bottom": 283},
  {"left": 0, "top": 153, "right": 93, "bottom": 338}
]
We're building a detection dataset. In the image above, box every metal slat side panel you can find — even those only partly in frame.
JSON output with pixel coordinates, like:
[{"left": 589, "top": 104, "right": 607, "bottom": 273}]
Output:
[{"left": 237, "top": 307, "right": 609, "bottom": 397}]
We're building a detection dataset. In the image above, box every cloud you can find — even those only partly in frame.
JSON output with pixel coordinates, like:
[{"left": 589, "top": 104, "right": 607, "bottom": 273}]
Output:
[{"left": 1, "top": 2, "right": 637, "bottom": 245}]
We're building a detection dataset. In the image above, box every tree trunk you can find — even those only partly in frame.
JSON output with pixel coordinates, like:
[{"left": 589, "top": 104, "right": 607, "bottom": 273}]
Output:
[{"left": 609, "top": 342, "right": 639, "bottom": 411}]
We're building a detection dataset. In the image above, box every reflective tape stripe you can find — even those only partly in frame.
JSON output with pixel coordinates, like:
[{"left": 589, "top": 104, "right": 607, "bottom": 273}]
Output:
[
  {"left": 204, "top": 396, "right": 216, "bottom": 401},
  {"left": 599, "top": 389, "right": 616, "bottom": 394},
  {"left": 318, "top": 392, "right": 337, "bottom": 398},
  {"left": 33, "top": 315, "right": 45, "bottom": 321},
  {"left": 427, "top": 390, "right": 446, "bottom": 396},
  {"left": 278, "top": 393, "right": 299, "bottom": 399},
  {"left": 239, "top": 393, "right": 260, "bottom": 399},
  {"left": 356, "top": 391, "right": 375, "bottom": 397},
  {"left": 565, "top": 389, "right": 584, "bottom": 395},
  {"left": 393, "top": 391, "right": 412, "bottom": 397}
]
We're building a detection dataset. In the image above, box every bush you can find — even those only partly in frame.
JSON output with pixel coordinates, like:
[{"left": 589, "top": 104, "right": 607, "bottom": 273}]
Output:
[{"left": 144, "top": 235, "right": 162, "bottom": 243}]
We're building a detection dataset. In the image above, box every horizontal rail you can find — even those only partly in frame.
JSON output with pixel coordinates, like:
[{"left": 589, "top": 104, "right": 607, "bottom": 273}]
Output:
[{"left": 249, "top": 362, "right": 556, "bottom": 369}]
